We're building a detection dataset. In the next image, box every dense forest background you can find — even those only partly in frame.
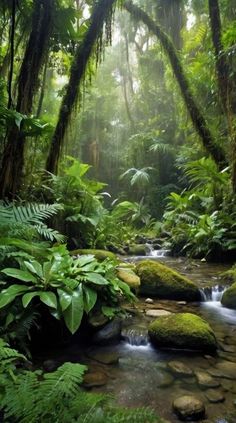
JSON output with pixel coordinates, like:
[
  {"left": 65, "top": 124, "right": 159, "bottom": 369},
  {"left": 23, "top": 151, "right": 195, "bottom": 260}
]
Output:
[{"left": 0, "top": 0, "right": 236, "bottom": 258}]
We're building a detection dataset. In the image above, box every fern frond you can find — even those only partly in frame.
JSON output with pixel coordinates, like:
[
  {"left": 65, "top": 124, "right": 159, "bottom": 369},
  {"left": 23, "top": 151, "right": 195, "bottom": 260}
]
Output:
[
  {"left": 0, "top": 338, "right": 26, "bottom": 363},
  {"left": 35, "top": 225, "right": 66, "bottom": 242},
  {"left": 105, "top": 407, "right": 158, "bottom": 422},
  {"left": 41, "top": 362, "right": 87, "bottom": 400}
]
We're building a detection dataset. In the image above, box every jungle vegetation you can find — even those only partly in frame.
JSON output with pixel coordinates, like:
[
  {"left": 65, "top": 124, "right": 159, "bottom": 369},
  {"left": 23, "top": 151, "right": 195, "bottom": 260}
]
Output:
[{"left": 0, "top": 0, "right": 236, "bottom": 420}]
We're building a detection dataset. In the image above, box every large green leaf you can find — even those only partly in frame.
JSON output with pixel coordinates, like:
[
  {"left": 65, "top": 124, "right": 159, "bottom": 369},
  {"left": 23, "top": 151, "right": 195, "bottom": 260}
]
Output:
[
  {"left": 1, "top": 268, "right": 37, "bottom": 283},
  {"left": 63, "top": 284, "right": 84, "bottom": 334},
  {"left": 22, "top": 291, "right": 40, "bottom": 308},
  {"left": 75, "top": 255, "right": 95, "bottom": 267},
  {"left": 57, "top": 288, "right": 72, "bottom": 311},
  {"left": 0, "top": 284, "right": 29, "bottom": 308},
  {"left": 39, "top": 292, "right": 57, "bottom": 309},
  {"left": 83, "top": 286, "right": 97, "bottom": 313},
  {"left": 24, "top": 260, "right": 43, "bottom": 278},
  {"left": 85, "top": 273, "right": 109, "bottom": 285}
]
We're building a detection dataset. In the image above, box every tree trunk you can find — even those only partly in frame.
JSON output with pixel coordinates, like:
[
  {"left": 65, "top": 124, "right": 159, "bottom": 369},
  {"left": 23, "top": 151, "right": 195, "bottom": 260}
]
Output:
[
  {"left": 45, "top": 0, "right": 116, "bottom": 175},
  {"left": 124, "top": 0, "right": 226, "bottom": 168},
  {"left": 208, "top": 0, "right": 236, "bottom": 192},
  {"left": 0, "top": 0, "right": 53, "bottom": 199}
]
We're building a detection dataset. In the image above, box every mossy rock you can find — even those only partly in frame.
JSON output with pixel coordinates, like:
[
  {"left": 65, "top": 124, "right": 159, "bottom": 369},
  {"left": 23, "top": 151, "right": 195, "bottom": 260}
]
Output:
[
  {"left": 148, "top": 313, "right": 217, "bottom": 352},
  {"left": 128, "top": 244, "right": 147, "bottom": 256},
  {"left": 117, "top": 268, "right": 140, "bottom": 290},
  {"left": 70, "top": 249, "right": 117, "bottom": 262},
  {"left": 221, "top": 282, "right": 236, "bottom": 309},
  {"left": 136, "top": 260, "right": 201, "bottom": 301}
]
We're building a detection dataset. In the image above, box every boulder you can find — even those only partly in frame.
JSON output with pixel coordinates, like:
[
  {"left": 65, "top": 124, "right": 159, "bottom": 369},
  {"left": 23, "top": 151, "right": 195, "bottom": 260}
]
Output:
[
  {"left": 221, "top": 282, "right": 236, "bottom": 309},
  {"left": 173, "top": 395, "right": 205, "bottom": 420},
  {"left": 92, "top": 319, "right": 121, "bottom": 345},
  {"left": 117, "top": 268, "right": 140, "bottom": 290},
  {"left": 136, "top": 260, "right": 201, "bottom": 301},
  {"left": 70, "top": 249, "right": 117, "bottom": 261},
  {"left": 128, "top": 244, "right": 147, "bottom": 256},
  {"left": 148, "top": 313, "right": 217, "bottom": 352}
]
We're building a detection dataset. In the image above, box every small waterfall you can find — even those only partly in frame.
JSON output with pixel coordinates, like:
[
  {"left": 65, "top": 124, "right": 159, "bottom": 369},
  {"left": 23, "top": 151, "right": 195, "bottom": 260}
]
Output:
[
  {"left": 122, "top": 328, "right": 149, "bottom": 347},
  {"left": 145, "top": 244, "right": 170, "bottom": 258},
  {"left": 200, "top": 285, "right": 226, "bottom": 302}
]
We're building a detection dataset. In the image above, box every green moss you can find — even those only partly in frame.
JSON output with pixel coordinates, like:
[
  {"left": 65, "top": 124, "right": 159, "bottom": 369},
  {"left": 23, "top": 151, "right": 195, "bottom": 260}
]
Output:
[
  {"left": 136, "top": 260, "right": 200, "bottom": 301},
  {"left": 221, "top": 282, "right": 236, "bottom": 309},
  {"left": 128, "top": 244, "right": 147, "bottom": 256},
  {"left": 148, "top": 313, "right": 217, "bottom": 352},
  {"left": 117, "top": 268, "right": 140, "bottom": 290},
  {"left": 70, "top": 249, "right": 117, "bottom": 262}
]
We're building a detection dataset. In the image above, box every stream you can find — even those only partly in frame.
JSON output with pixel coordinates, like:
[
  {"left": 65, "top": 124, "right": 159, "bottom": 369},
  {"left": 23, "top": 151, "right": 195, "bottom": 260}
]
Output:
[{"left": 40, "top": 252, "right": 236, "bottom": 423}]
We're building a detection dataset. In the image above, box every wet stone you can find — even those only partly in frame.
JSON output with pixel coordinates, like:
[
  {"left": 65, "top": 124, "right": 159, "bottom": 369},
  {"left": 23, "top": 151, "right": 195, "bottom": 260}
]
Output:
[
  {"left": 168, "top": 361, "right": 193, "bottom": 377},
  {"left": 145, "top": 309, "right": 172, "bottom": 317},
  {"left": 207, "top": 367, "right": 225, "bottom": 378},
  {"left": 218, "top": 342, "right": 236, "bottom": 353},
  {"left": 215, "top": 361, "right": 236, "bottom": 380},
  {"left": 218, "top": 352, "right": 236, "bottom": 362},
  {"left": 158, "top": 370, "right": 174, "bottom": 387},
  {"left": 173, "top": 395, "right": 205, "bottom": 421},
  {"left": 195, "top": 371, "right": 220, "bottom": 388},
  {"left": 83, "top": 371, "right": 108, "bottom": 388},
  {"left": 205, "top": 389, "right": 225, "bottom": 403},
  {"left": 177, "top": 301, "right": 187, "bottom": 305},
  {"left": 87, "top": 350, "right": 119, "bottom": 365}
]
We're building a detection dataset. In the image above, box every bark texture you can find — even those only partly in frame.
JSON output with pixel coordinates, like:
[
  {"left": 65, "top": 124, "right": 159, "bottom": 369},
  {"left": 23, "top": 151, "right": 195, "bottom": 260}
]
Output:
[{"left": 0, "top": 0, "right": 53, "bottom": 199}]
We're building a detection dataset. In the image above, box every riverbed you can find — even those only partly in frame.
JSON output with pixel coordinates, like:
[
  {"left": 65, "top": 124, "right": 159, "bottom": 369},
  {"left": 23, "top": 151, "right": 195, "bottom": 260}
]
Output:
[{"left": 39, "top": 254, "right": 236, "bottom": 423}]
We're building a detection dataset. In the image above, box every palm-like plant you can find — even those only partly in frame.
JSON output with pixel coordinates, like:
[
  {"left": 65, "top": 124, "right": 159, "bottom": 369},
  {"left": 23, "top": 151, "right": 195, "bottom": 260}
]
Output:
[{"left": 119, "top": 167, "right": 153, "bottom": 186}]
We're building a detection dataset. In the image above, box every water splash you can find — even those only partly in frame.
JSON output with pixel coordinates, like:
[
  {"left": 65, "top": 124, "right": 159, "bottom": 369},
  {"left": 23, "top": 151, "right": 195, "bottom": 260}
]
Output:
[
  {"left": 145, "top": 244, "right": 171, "bottom": 258},
  {"left": 200, "top": 285, "right": 226, "bottom": 302},
  {"left": 122, "top": 328, "right": 150, "bottom": 347}
]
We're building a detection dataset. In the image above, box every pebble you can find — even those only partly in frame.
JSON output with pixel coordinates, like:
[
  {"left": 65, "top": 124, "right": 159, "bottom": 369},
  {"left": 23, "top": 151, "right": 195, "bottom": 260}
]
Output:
[
  {"left": 145, "top": 298, "right": 154, "bottom": 304},
  {"left": 145, "top": 309, "right": 172, "bottom": 317},
  {"left": 168, "top": 360, "right": 193, "bottom": 377}
]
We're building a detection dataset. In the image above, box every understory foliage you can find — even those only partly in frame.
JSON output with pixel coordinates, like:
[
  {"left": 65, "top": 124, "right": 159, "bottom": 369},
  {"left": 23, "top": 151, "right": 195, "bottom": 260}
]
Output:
[
  {"left": 160, "top": 158, "right": 236, "bottom": 258},
  {"left": 0, "top": 339, "right": 159, "bottom": 423},
  {"left": 0, "top": 244, "right": 135, "bottom": 343}
]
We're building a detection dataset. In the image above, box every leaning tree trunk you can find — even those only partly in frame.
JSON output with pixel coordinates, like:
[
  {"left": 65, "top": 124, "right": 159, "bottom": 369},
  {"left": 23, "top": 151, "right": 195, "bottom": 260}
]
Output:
[
  {"left": 124, "top": 0, "right": 226, "bottom": 169},
  {"left": 0, "top": 0, "right": 53, "bottom": 199},
  {"left": 208, "top": 0, "right": 236, "bottom": 193},
  {"left": 45, "top": 0, "right": 116, "bottom": 175}
]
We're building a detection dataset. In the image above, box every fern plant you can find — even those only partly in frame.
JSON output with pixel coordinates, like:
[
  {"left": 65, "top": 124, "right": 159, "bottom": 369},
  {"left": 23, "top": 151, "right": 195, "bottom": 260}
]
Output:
[
  {"left": 0, "top": 339, "right": 161, "bottom": 423},
  {"left": 0, "top": 202, "right": 65, "bottom": 242}
]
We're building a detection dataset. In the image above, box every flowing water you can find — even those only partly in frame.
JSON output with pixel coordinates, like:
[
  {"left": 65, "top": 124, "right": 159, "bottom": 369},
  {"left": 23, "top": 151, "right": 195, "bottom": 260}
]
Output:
[{"left": 40, "top": 253, "right": 236, "bottom": 423}]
